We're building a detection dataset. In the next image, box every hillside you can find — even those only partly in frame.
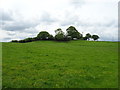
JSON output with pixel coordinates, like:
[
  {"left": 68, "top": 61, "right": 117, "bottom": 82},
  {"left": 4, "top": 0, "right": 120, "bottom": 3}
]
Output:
[{"left": 2, "top": 40, "right": 118, "bottom": 88}]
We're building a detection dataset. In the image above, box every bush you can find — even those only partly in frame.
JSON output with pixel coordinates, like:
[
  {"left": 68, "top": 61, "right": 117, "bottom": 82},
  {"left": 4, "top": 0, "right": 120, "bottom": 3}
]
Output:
[
  {"left": 24, "top": 38, "right": 33, "bottom": 42},
  {"left": 18, "top": 40, "right": 26, "bottom": 43},
  {"left": 11, "top": 40, "right": 18, "bottom": 42},
  {"left": 32, "top": 37, "right": 38, "bottom": 41}
]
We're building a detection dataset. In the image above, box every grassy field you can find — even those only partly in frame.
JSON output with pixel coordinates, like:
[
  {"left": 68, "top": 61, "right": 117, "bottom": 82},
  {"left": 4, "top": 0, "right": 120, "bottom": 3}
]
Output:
[{"left": 2, "top": 40, "right": 118, "bottom": 88}]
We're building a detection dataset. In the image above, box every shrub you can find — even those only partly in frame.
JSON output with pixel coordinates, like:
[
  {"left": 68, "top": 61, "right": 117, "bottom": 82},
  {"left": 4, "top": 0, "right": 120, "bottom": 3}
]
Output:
[
  {"left": 11, "top": 40, "right": 18, "bottom": 43},
  {"left": 24, "top": 38, "right": 33, "bottom": 42},
  {"left": 18, "top": 40, "right": 26, "bottom": 43},
  {"left": 32, "top": 37, "right": 38, "bottom": 41}
]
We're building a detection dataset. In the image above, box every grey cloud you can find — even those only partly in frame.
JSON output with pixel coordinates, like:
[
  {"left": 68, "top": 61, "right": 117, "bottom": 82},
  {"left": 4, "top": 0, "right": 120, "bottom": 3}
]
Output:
[
  {"left": 2, "top": 19, "right": 40, "bottom": 31},
  {"left": 61, "top": 10, "right": 117, "bottom": 29},
  {"left": 24, "top": 27, "right": 39, "bottom": 33},
  {"left": 3, "top": 37, "right": 12, "bottom": 41},
  {"left": 0, "top": 9, "right": 40, "bottom": 32},
  {"left": 40, "top": 12, "right": 58, "bottom": 24},
  {"left": 75, "top": 20, "right": 117, "bottom": 28},
  {"left": 61, "top": 18, "right": 78, "bottom": 26},
  {"left": 2, "top": 11, "right": 58, "bottom": 31},
  {"left": 61, "top": 20, "right": 76, "bottom": 26},
  {"left": 100, "top": 34, "right": 118, "bottom": 41},
  {"left": 0, "top": 9, "right": 13, "bottom": 21},
  {"left": 60, "top": 12, "right": 79, "bottom": 26},
  {"left": 7, "top": 32, "right": 15, "bottom": 36},
  {"left": 0, "top": 10, "right": 40, "bottom": 42},
  {"left": 3, "top": 22, "right": 35, "bottom": 31},
  {"left": 95, "top": 20, "right": 118, "bottom": 28},
  {"left": 0, "top": 30, "right": 38, "bottom": 42}
]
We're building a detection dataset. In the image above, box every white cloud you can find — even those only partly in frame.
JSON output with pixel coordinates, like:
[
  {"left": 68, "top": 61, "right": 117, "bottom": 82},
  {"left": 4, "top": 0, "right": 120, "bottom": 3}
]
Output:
[{"left": 0, "top": 0, "right": 119, "bottom": 42}]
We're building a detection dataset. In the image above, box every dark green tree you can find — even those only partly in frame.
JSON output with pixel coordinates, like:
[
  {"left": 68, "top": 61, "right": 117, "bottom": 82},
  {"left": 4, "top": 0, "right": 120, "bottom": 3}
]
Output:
[
  {"left": 85, "top": 33, "right": 91, "bottom": 41},
  {"left": 55, "top": 28, "right": 65, "bottom": 41},
  {"left": 55, "top": 28, "right": 64, "bottom": 35},
  {"left": 66, "top": 26, "right": 82, "bottom": 39},
  {"left": 37, "top": 31, "right": 51, "bottom": 40},
  {"left": 55, "top": 34, "right": 65, "bottom": 41},
  {"left": 48, "top": 35, "right": 54, "bottom": 40},
  {"left": 91, "top": 35, "right": 99, "bottom": 41},
  {"left": 64, "top": 36, "right": 72, "bottom": 41}
]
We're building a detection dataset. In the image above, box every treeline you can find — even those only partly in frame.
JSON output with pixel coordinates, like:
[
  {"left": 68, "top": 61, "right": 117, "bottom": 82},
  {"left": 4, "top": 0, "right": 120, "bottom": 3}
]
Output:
[{"left": 11, "top": 26, "right": 99, "bottom": 43}]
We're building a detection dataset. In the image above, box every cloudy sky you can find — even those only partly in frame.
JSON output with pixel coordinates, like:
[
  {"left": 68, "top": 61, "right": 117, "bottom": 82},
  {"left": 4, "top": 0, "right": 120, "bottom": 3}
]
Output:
[{"left": 0, "top": 0, "right": 119, "bottom": 42}]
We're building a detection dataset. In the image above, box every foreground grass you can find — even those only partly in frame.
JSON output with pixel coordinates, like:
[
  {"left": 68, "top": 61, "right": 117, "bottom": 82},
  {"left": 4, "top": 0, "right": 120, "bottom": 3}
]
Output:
[{"left": 2, "top": 40, "right": 118, "bottom": 88}]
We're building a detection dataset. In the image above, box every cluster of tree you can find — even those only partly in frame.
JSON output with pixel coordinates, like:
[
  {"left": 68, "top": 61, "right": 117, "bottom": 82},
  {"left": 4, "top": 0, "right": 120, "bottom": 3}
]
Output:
[{"left": 11, "top": 26, "right": 99, "bottom": 43}]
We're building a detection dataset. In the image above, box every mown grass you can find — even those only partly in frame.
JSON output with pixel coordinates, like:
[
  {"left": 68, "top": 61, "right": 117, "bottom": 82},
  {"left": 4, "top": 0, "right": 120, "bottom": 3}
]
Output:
[{"left": 2, "top": 40, "right": 118, "bottom": 88}]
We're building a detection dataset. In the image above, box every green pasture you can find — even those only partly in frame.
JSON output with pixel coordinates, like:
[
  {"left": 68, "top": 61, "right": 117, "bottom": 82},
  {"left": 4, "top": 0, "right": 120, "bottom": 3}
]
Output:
[{"left": 2, "top": 40, "right": 118, "bottom": 88}]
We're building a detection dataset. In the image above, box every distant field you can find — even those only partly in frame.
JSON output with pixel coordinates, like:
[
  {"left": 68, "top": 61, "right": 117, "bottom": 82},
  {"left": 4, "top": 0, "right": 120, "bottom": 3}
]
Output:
[{"left": 2, "top": 40, "right": 118, "bottom": 88}]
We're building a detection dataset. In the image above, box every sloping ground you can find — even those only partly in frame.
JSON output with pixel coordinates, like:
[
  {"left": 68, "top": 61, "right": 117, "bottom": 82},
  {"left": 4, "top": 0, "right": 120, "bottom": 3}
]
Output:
[{"left": 2, "top": 40, "right": 118, "bottom": 88}]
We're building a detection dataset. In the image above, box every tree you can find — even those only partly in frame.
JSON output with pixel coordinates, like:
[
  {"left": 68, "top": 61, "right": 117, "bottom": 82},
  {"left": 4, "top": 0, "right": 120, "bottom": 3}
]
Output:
[
  {"left": 55, "top": 28, "right": 65, "bottom": 41},
  {"left": 85, "top": 33, "right": 91, "bottom": 41},
  {"left": 64, "top": 36, "right": 72, "bottom": 41},
  {"left": 91, "top": 35, "right": 99, "bottom": 41},
  {"left": 48, "top": 35, "right": 54, "bottom": 40},
  {"left": 55, "top": 33, "right": 65, "bottom": 41},
  {"left": 55, "top": 28, "right": 64, "bottom": 35},
  {"left": 37, "top": 31, "right": 51, "bottom": 40},
  {"left": 66, "top": 26, "right": 82, "bottom": 39}
]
